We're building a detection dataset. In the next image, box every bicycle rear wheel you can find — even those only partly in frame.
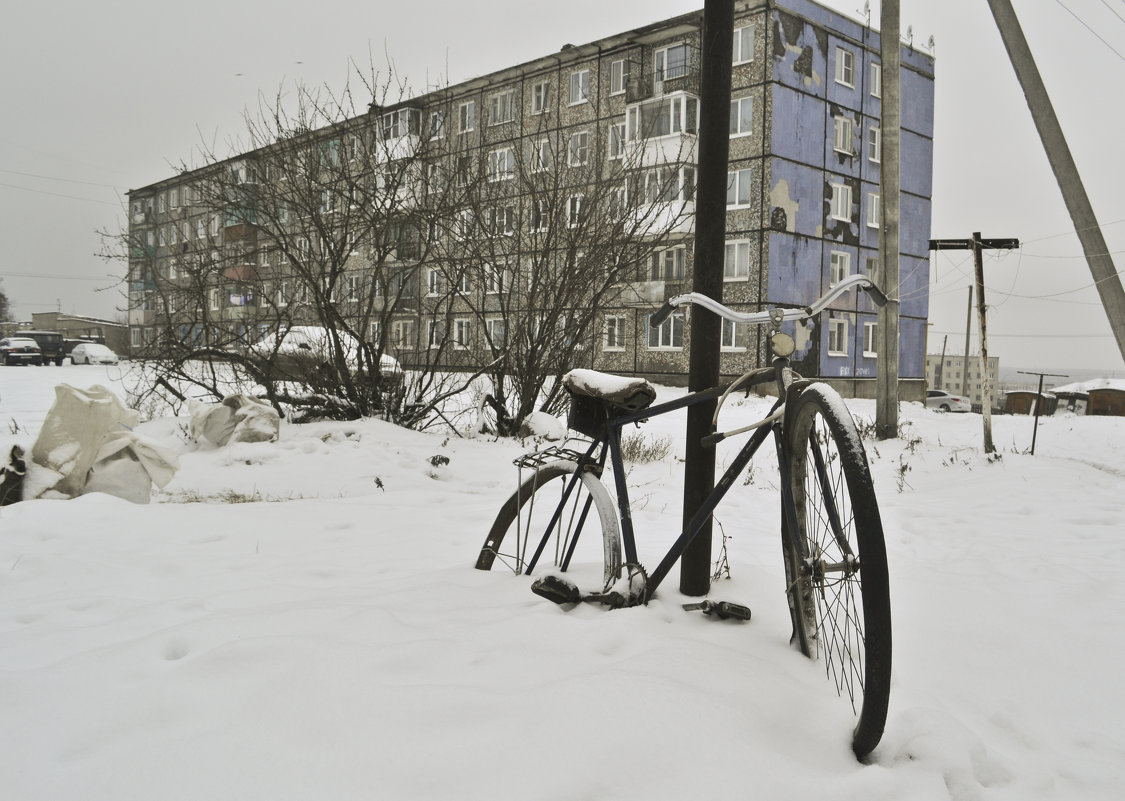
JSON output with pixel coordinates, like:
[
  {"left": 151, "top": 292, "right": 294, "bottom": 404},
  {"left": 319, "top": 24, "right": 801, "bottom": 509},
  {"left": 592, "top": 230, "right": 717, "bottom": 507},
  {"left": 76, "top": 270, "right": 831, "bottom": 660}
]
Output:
[
  {"left": 783, "top": 384, "right": 891, "bottom": 760},
  {"left": 475, "top": 459, "right": 622, "bottom": 592}
]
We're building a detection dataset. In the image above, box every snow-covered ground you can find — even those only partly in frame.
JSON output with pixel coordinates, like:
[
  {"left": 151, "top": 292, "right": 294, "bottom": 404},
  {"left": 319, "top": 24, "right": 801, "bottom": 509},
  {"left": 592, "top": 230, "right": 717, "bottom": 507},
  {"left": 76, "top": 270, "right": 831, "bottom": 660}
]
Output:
[{"left": 2, "top": 363, "right": 1123, "bottom": 800}]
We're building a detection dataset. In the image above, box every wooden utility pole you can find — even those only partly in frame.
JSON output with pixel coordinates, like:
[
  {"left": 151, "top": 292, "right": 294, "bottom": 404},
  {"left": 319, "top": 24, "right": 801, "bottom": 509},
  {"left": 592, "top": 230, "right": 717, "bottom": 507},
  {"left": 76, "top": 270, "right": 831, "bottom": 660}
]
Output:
[
  {"left": 875, "top": 0, "right": 901, "bottom": 440},
  {"left": 680, "top": 0, "right": 733, "bottom": 597},
  {"left": 1017, "top": 370, "right": 1068, "bottom": 455},
  {"left": 931, "top": 235, "right": 1020, "bottom": 454},
  {"left": 987, "top": 0, "right": 1125, "bottom": 363},
  {"left": 962, "top": 286, "right": 973, "bottom": 397},
  {"left": 937, "top": 334, "right": 948, "bottom": 390}
]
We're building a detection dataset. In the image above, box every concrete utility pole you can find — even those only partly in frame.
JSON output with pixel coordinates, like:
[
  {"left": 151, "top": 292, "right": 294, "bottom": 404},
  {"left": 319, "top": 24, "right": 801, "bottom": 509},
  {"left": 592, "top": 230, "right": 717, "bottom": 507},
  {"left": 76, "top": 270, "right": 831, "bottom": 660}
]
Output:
[
  {"left": 931, "top": 235, "right": 1020, "bottom": 454},
  {"left": 875, "top": 0, "right": 901, "bottom": 440},
  {"left": 679, "top": 0, "right": 733, "bottom": 597},
  {"left": 987, "top": 0, "right": 1125, "bottom": 364}
]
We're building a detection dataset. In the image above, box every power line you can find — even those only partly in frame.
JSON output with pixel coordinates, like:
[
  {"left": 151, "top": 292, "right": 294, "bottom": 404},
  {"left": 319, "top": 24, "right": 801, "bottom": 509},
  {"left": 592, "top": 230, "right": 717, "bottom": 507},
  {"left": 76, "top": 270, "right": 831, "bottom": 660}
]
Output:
[
  {"left": 0, "top": 168, "right": 122, "bottom": 190},
  {"left": 0, "top": 181, "right": 121, "bottom": 207},
  {"left": 1054, "top": 0, "right": 1125, "bottom": 62},
  {"left": 0, "top": 271, "right": 118, "bottom": 282}
]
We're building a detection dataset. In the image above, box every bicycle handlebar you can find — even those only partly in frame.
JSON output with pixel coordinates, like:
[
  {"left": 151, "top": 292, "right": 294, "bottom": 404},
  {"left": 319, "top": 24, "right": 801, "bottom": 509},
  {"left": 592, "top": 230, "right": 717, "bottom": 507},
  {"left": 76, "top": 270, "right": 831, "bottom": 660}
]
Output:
[{"left": 651, "top": 274, "right": 887, "bottom": 329}]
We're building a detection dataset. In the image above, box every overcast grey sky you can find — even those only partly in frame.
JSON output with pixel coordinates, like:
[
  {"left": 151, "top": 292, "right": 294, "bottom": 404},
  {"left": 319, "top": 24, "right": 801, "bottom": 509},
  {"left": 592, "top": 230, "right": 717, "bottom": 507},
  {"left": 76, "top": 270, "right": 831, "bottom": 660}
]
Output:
[{"left": 2, "top": 0, "right": 1123, "bottom": 372}]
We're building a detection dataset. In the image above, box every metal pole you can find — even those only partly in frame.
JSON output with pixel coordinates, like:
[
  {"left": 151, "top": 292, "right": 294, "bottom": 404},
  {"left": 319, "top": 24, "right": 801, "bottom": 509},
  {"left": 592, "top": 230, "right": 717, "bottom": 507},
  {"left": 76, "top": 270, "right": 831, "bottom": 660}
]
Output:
[
  {"left": 680, "top": 0, "right": 733, "bottom": 597},
  {"left": 875, "top": 0, "right": 901, "bottom": 440},
  {"left": 972, "top": 232, "right": 995, "bottom": 453}
]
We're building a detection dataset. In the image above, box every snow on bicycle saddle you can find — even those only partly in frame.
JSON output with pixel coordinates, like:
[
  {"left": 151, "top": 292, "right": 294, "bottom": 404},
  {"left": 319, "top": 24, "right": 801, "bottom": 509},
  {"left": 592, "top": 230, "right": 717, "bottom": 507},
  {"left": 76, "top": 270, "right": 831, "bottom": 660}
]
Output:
[{"left": 563, "top": 369, "right": 656, "bottom": 412}]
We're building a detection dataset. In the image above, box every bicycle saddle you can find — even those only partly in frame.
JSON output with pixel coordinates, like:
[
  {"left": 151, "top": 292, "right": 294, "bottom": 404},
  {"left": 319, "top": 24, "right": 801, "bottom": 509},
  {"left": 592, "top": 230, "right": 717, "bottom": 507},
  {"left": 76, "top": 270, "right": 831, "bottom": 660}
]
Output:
[{"left": 563, "top": 369, "right": 656, "bottom": 412}]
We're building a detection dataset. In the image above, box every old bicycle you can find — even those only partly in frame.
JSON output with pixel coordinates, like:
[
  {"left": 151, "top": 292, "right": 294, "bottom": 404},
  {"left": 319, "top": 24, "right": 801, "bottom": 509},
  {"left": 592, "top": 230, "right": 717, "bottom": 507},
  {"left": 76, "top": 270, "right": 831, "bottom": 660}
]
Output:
[{"left": 474, "top": 274, "right": 892, "bottom": 759}]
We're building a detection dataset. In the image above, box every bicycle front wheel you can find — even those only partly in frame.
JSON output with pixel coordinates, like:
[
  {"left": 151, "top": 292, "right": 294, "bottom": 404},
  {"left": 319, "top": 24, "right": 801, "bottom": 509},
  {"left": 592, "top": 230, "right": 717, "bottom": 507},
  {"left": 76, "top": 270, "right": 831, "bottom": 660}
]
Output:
[
  {"left": 783, "top": 384, "right": 891, "bottom": 760},
  {"left": 475, "top": 460, "right": 622, "bottom": 592}
]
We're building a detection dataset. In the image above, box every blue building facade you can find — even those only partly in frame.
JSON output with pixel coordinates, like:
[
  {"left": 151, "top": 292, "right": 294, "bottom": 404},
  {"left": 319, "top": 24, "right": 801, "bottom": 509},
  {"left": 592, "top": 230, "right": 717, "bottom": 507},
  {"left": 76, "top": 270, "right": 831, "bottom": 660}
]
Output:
[{"left": 758, "top": 0, "right": 934, "bottom": 393}]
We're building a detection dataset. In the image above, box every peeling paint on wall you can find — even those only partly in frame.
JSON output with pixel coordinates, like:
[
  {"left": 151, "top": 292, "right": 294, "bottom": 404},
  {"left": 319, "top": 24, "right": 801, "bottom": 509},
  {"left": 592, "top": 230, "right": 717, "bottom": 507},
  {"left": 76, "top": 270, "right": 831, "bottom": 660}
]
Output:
[{"left": 770, "top": 178, "right": 799, "bottom": 233}]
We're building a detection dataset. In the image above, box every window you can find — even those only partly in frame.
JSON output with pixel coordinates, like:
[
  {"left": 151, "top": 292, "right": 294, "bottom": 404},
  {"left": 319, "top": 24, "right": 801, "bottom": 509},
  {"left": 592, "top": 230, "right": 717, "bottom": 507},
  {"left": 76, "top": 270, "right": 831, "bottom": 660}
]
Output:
[
  {"left": 346, "top": 273, "right": 362, "bottom": 301},
  {"left": 209, "top": 288, "right": 220, "bottom": 310},
  {"left": 721, "top": 319, "right": 744, "bottom": 350},
  {"left": 381, "top": 109, "right": 418, "bottom": 140},
  {"left": 484, "top": 263, "right": 507, "bottom": 294},
  {"left": 427, "top": 268, "right": 444, "bottom": 296},
  {"left": 488, "top": 147, "right": 515, "bottom": 181},
  {"left": 455, "top": 209, "right": 474, "bottom": 239},
  {"left": 870, "top": 62, "right": 882, "bottom": 98},
  {"left": 733, "top": 24, "right": 755, "bottom": 64},
  {"left": 833, "top": 116, "right": 853, "bottom": 153},
  {"left": 455, "top": 155, "right": 473, "bottom": 187},
  {"left": 604, "top": 315, "right": 627, "bottom": 350},
  {"left": 530, "top": 199, "right": 550, "bottom": 232},
  {"left": 863, "top": 321, "right": 877, "bottom": 357},
  {"left": 727, "top": 168, "right": 753, "bottom": 207},
  {"left": 830, "top": 250, "right": 851, "bottom": 285},
  {"left": 830, "top": 182, "right": 852, "bottom": 221},
  {"left": 568, "top": 131, "right": 590, "bottom": 166},
  {"left": 170, "top": 187, "right": 180, "bottom": 209},
  {"left": 427, "top": 319, "right": 444, "bottom": 349},
  {"left": 458, "top": 100, "right": 476, "bottom": 133},
  {"left": 453, "top": 318, "right": 472, "bottom": 348},
  {"left": 655, "top": 43, "right": 689, "bottom": 81},
  {"left": 532, "top": 138, "right": 551, "bottom": 172},
  {"left": 569, "top": 70, "right": 589, "bottom": 105},
  {"left": 835, "top": 47, "right": 855, "bottom": 87},
  {"left": 487, "top": 206, "right": 515, "bottom": 236},
  {"left": 452, "top": 270, "right": 471, "bottom": 294},
  {"left": 531, "top": 80, "right": 551, "bottom": 114},
  {"left": 828, "top": 318, "right": 848, "bottom": 355},
  {"left": 609, "top": 122, "right": 627, "bottom": 160},
  {"left": 428, "top": 110, "right": 445, "bottom": 140},
  {"left": 626, "top": 95, "right": 698, "bottom": 140},
  {"left": 486, "top": 318, "right": 507, "bottom": 348},
  {"left": 489, "top": 91, "right": 516, "bottom": 125},
  {"left": 866, "top": 255, "right": 880, "bottom": 283},
  {"left": 730, "top": 97, "right": 753, "bottom": 136},
  {"left": 392, "top": 319, "right": 416, "bottom": 350},
  {"left": 650, "top": 246, "right": 686, "bottom": 280},
  {"left": 724, "top": 240, "right": 750, "bottom": 280},
  {"left": 567, "top": 195, "right": 585, "bottom": 227},
  {"left": 867, "top": 192, "right": 881, "bottom": 228},
  {"left": 277, "top": 281, "right": 288, "bottom": 307},
  {"left": 868, "top": 126, "right": 881, "bottom": 163},
  {"left": 647, "top": 311, "right": 684, "bottom": 349},
  {"left": 610, "top": 60, "right": 630, "bottom": 95}
]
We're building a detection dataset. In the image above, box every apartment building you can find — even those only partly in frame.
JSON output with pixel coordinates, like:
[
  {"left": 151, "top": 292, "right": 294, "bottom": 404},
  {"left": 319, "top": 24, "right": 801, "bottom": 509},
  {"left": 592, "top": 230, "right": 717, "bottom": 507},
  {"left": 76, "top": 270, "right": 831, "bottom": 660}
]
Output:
[
  {"left": 126, "top": 0, "right": 935, "bottom": 393},
  {"left": 925, "top": 353, "right": 1000, "bottom": 411}
]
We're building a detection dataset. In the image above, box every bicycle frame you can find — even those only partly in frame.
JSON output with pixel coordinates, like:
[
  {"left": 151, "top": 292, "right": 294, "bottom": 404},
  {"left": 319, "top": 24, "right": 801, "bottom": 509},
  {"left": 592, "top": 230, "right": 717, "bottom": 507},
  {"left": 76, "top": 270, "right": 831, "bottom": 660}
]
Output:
[{"left": 522, "top": 356, "right": 806, "bottom": 599}]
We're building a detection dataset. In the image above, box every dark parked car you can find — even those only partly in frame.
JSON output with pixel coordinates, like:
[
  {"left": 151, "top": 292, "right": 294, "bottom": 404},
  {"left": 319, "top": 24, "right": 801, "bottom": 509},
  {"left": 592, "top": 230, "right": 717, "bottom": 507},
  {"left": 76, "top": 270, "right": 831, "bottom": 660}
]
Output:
[
  {"left": 20, "top": 330, "right": 65, "bottom": 365},
  {"left": 0, "top": 337, "right": 43, "bottom": 365}
]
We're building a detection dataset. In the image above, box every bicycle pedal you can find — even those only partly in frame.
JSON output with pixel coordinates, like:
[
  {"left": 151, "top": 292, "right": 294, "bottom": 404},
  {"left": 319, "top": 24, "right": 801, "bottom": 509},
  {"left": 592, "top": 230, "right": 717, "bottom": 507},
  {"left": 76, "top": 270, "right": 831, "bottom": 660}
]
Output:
[
  {"left": 682, "top": 600, "right": 752, "bottom": 621},
  {"left": 531, "top": 574, "right": 581, "bottom": 605}
]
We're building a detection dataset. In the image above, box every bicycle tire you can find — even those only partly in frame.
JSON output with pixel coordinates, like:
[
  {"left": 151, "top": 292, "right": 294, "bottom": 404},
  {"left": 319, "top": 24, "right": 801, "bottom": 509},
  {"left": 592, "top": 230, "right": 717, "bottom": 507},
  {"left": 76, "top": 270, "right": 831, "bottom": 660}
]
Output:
[
  {"left": 782, "top": 383, "right": 892, "bottom": 760},
  {"left": 475, "top": 460, "right": 622, "bottom": 592}
]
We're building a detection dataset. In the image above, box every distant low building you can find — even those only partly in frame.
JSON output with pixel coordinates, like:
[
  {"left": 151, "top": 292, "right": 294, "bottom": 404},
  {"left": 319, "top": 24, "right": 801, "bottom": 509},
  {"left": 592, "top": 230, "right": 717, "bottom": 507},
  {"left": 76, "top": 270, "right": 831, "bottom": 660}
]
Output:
[
  {"left": 28, "top": 312, "right": 130, "bottom": 357},
  {"left": 1050, "top": 378, "right": 1125, "bottom": 417},
  {"left": 925, "top": 353, "right": 999, "bottom": 411}
]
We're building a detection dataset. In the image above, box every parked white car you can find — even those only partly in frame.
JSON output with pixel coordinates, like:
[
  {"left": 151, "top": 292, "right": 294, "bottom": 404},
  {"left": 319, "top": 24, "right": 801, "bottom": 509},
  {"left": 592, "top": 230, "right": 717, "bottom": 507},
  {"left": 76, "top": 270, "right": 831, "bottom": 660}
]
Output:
[
  {"left": 926, "top": 389, "right": 971, "bottom": 413},
  {"left": 250, "top": 326, "right": 401, "bottom": 384},
  {"left": 70, "top": 343, "right": 119, "bottom": 365}
]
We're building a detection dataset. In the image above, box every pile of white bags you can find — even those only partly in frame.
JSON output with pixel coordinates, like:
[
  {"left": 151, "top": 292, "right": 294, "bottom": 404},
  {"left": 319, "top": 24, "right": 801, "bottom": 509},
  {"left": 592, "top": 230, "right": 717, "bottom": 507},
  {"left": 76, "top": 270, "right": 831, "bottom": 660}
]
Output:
[{"left": 28, "top": 384, "right": 178, "bottom": 504}]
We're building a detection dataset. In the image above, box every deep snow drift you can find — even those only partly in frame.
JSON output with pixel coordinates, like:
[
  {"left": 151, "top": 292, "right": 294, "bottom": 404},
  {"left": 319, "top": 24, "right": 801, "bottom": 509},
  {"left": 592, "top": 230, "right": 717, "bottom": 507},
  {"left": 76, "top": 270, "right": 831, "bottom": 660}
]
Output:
[{"left": 2, "top": 364, "right": 1123, "bottom": 800}]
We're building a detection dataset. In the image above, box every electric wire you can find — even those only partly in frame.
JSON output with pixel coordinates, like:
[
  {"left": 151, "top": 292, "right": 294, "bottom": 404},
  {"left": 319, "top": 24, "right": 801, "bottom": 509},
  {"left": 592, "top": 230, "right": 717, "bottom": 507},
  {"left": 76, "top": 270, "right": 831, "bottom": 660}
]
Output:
[{"left": 1054, "top": 0, "right": 1125, "bottom": 62}]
